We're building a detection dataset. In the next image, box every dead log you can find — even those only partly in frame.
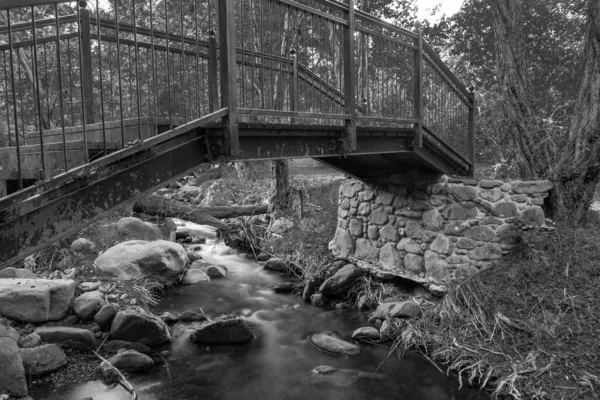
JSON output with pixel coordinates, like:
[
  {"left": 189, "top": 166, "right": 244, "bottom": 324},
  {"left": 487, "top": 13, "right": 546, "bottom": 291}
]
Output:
[{"left": 133, "top": 196, "right": 268, "bottom": 230}]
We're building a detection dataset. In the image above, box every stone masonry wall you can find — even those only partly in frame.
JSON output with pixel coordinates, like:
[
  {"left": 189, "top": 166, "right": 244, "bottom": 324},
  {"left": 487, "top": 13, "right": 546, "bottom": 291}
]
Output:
[{"left": 329, "top": 170, "right": 553, "bottom": 282}]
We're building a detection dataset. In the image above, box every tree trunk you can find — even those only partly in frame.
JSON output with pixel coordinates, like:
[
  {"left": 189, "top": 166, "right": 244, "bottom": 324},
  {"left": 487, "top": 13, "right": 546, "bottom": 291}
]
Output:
[
  {"left": 491, "top": 0, "right": 600, "bottom": 225},
  {"left": 547, "top": 0, "right": 600, "bottom": 224},
  {"left": 269, "top": 159, "right": 290, "bottom": 214},
  {"left": 133, "top": 196, "right": 268, "bottom": 230}
]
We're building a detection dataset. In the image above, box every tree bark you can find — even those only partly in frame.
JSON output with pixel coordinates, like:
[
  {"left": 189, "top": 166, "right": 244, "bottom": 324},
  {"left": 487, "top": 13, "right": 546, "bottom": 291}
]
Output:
[
  {"left": 491, "top": 0, "right": 600, "bottom": 225},
  {"left": 133, "top": 196, "right": 268, "bottom": 230},
  {"left": 269, "top": 159, "right": 290, "bottom": 214}
]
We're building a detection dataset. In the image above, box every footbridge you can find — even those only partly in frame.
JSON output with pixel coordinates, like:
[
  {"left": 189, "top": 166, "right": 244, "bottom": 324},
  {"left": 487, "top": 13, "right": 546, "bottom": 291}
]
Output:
[{"left": 0, "top": 0, "right": 474, "bottom": 266}]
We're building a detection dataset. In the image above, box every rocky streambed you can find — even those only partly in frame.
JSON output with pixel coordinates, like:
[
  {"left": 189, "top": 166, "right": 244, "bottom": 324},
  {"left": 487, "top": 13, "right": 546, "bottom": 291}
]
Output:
[{"left": 1, "top": 218, "right": 488, "bottom": 400}]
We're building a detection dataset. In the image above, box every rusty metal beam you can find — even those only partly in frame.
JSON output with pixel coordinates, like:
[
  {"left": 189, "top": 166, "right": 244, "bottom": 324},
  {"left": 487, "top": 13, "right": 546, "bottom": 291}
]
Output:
[{"left": 0, "top": 133, "right": 209, "bottom": 268}]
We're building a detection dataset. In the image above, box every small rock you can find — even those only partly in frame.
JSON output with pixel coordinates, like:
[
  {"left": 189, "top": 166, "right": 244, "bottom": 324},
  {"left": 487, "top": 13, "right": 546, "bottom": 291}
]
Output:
[
  {"left": 120, "top": 294, "right": 128, "bottom": 300},
  {"left": 78, "top": 281, "right": 101, "bottom": 292},
  {"left": 186, "top": 251, "right": 203, "bottom": 263},
  {"left": 310, "top": 331, "right": 360, "bottom": 356},
  {"left": 178, "top": 311, "right": 208, "bottom": 322},
  {"left": 107, "top": 294, "right": 119, "bottom": 301},
  {"left": 257, "top": 253, "right": 270, "bottom": 262},
  {"left": 319, "top": 264, "right": 362, "bottom": 297},
  {"left": 129, "top": 299, "right": 137, "bottom": 306},
  {"left": 103, "top": 340, "right": 152, "bottom": 355},
  {"left": 357, "top": 295, "right": 375, "bottom": 311},
  {"left": 181, "top": 269, "right": 210, "bottom": 285},
  {"left": 100, "top": 360, "right": 120, "bottom": 384},
  {"left": 310, "top": 293, "right": 326, "bottom": 307},
  {"left": 371, "top": 301, "right": 421, "bottom": 320},
  {"left": 94, "top": 304, "right": 119, "bottom": 331},
  {"left": 62, "top": 315, "right": 79, "bottom": 325},
  {"left": 18, "top": 332, "right": 41, "bottom": 349},
  {"left": 205, "top": 265, "right": 227, "bottom": 278},
  {"left": 159, "top": 350, "right": 170, "bottom": 358},
  {"left": 108, "top": 349, "right": 154, "bottom": 372},
  {"left": 379, "top": 319, "right": 395, "bottom": 340},
  {"left": 159, "top": 312, "right": 179, "bottom": 324},
  {"left": 264, "top": 258, "right": 286, "bottom": 272},
  {"left": 70, "top": 238, "right": 96, "bottom": 253},
  {"left": 190, "top": 315, "right": 253, "bottom": 344},
  {"left": 273, "top": 282, "right": 296, "bottom": 293},
  {"left": 73, "top": 291, "right": 106, "bottom": 321},
  {"left": 110, "top": 307, "right": 171, "bottom": 346},
  {"left": 99, "top": 283, "right": 114, "bottom": 293},
  {"left": 351, "top": 327, "right": 380, "bottom": 341},
  {"left": 21, "top": 344, "right": 67, "bottom": 376}
]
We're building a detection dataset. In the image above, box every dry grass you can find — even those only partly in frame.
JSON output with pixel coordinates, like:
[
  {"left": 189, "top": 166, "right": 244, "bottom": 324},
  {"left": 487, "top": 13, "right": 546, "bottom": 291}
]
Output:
[{"left": 390, "top": 225, "right": 600, "bottom": 399}]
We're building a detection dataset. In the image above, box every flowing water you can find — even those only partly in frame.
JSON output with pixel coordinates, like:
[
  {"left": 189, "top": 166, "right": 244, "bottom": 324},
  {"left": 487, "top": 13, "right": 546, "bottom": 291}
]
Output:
[{"left": 34, "top": 222, "right": 488, "bottom": 400}]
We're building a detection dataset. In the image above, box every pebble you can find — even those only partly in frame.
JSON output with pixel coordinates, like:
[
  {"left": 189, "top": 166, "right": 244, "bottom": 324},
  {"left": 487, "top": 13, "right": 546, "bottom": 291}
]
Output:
[{"left": 120, "top": 294, "right": 128, "bottom": 300}]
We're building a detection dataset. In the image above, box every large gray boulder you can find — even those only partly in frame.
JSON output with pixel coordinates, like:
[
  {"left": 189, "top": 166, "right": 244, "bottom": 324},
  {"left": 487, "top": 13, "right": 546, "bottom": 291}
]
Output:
[
  {"left": 190, "top": 315, "right": 253, "bottom": 344},
  {"left": 94, "top": 240, "right": 188, "bottom": 280},
  {"left": 0, "top": 279, "right": 75, "bottom": 323},
  {"left": 73, "top": 290, "right": 106, "bottom": 321},
  {"left": 319, "top": 264, "right": 362, "bottom": 297},
  {"left": 0, "top": 326, "right": 27, "bottom": 397},
  {"left": 110, "top": 307, "right": 171, "bottom": 346},
  {"left": 371, "top": 301, "right": 421, "bottom": 320},
  {"left": 21, "top": 344, "right": 67, "bottom": 376},
  {"left": 117, "top": 217, "right": 163, "bottom": 241},
  {"left": 94, "top": 304, "right": 119, "bottom": 330}
]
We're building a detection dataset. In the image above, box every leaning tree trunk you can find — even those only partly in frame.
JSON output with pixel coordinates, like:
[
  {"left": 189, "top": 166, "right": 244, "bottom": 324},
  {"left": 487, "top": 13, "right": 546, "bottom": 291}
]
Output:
[
  {"left": 491, "top": 0, "right": 600, "bottom": 225},
  {"left": 547, "top": 0, "right": 600, "bottom": 224}
]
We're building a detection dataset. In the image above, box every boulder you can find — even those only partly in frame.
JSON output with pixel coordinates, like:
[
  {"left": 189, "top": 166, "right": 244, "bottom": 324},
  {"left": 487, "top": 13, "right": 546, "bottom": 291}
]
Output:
[
  {"left": 94, "top": 304, "right": 119, "bottom": 330},
  {"left": 319, "top": 264, "right": 362, "bottom": 297},
  {"left": 159, "top": 312, "right": 179, "bottom": 324},
  {"left": 273, "top": 282, "right": 296, "bottom": 293},
  {"left": 0, "top": 268, "right": 38, "bottom": 279},
  {"left": 21, "top": 344, "right": 67, "bottom": 376},
  {"left": 73, "top": 290, "right": 106, "bottom": 321},
  {"left": 94, "top": 240, "right": 188, "bottom": 280},
  {"left": 351, "top": 327, "right": 380, "bottom": 341},
  {"left": 371, "top": 301, "right": 421, "bottom": 320},
  {"left": 34, "top": 327, "right": 97, "bottom": 350},
  {"left": 330, "top": 228, "right": 355, "bottom": 254},
  {"left": 0, "top": 326, "right": 27, "bottom": 397},
  {"left": 310, "top": 331, "right": 360, "bottom": 356},
  {"left": 189, "top": 315, "right": 253, "bottom": 344},
  {"left": 70, "top": 238, "right": 96, "bottom": 253},
  {"left": 117, "top": 217, "right": 163, "bottom": 241},
  {"left": 110, "top": 307, "right": 171, "bottom": 346},
  {"left": 257, "top": 253, "right": 270, "bottom": 262},
  {"left": 78, "top": 281, "right": 101, "bottom": 292},
  {"left": 205, "top": 265, "right": 227, "bottom": 278},
  {"left": 0, "top": 279, "right": 75, "bottom": 323},
  {"left": 302, "top": 279, "right": 317, "bottom": 302},
  {"left": 186, "top": 251, "right": 203, "bottom": 263},
  {"left": 178, "top": 311, "right": 208, "bottom": 322},
  {"left": 107, "top": 350, "right": 154, "bottom": 372},
  {"left": 103, "top": 340, "right": 152, "bottom": 355},
  {"left": 181, "top": 269, "right": 210, "bottom": 285},
  {"left": 264, "top": 258, "right": 286, "bottom": 272},
  {"left": 310, "top": 293, "right": 326, "bottom": 307},
  {"left": 511, "top": 180, "right": 553, "bottom": 195}
]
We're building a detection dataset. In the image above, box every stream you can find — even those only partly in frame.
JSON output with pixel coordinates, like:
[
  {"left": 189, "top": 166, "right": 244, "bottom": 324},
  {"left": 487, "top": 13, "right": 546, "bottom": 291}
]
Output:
[{"left": 34, "top": 222, "right": 489, "bottom": 400}]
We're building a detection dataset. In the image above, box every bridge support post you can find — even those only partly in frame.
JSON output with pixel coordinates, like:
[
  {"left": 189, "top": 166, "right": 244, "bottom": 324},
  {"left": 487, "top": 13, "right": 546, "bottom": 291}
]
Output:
[
  {"left": 289, "top": 48, "right": 298, "bottom": 124},
  {"left": 468, "top": 86, "right": 476, "bottom": 172},
  {"left": 413, "top": 22, "right": 423, "bottom": 149},
  {"left": 79, "top": 1, "right": 95, "bottom": 124},
  {"left": 343, "top": 0, "right": 357, "bottom": 152},
  {"left": 218, "top": 0, "right": 239, "bottom": 156}
]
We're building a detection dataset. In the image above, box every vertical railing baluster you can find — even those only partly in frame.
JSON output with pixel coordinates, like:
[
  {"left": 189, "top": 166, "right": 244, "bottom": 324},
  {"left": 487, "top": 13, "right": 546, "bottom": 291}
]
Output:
[
  {"left": 208, "top": 31, "right": 218, "bottom": 113},
  {"left": 218, "top": 0, "right": 239, "bottom": 155},
  {"left": 54, "top": 3, "right": 68, "bottom": 171},
  {"left": 150, "top": 0, "right": 157, "bottom": 134},
  {"left": 6, "top": 9, "right": 22, "bottom": 190},
  {"left": 133, "top": 0, "right": 142, "bottom": 139},
  {"left": 413, "top": 22, "right": 423, "bottom": 148},
  {"left": 113, "top": 0, "right": 124, "bottom": 145},
  {"left": 179, "top": 0, "right": 186, "bottom": 123},
  {"left": 289, "top": 48, "right": 297, "bottom": 124},
  {"left": 31, "top": 5, "right": 47, "bottom": 180},
  {"left": 79, "top": 1, "right": 94, "bottom": 125},
  {"left": 343, "top": 0, "right": 356, "bottom": 150},
  {"left": 165, "top": 0, "right": 172, "bottom": 129},
  {"left": 77, "top": 5, "right": 89, "bottom": 160},
  {"left": 95, "top": 0, "right": 107, "bottom": 155},
  {"left": 3, "top": 52, "right": 12, "bottom": 147}
]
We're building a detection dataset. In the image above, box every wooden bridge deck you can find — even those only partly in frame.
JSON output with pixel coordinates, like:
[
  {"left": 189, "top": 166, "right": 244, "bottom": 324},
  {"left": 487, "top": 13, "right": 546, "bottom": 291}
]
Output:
[{"left": 0, "top": 0, "right": 474, "bottom": 266}]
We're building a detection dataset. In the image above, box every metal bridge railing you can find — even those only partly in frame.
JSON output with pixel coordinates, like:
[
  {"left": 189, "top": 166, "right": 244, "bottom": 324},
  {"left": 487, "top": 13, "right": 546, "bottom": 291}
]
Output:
[{"left": 0, "top": 0, "right": 474, "bottom": 199}]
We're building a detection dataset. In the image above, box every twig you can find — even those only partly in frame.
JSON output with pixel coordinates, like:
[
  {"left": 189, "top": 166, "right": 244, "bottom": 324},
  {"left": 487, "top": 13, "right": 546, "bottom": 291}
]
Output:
[
  {"left": 152, "top": 349, "right": 172, "bottom": 381},
  {"left": 89, "top": 348, "right": 138, "bottom": 400}
]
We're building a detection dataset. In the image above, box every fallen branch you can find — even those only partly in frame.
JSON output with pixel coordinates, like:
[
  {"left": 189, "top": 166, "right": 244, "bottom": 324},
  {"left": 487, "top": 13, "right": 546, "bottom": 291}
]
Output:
[{"left": 90, "top": 348, "right": 138, "bottom": 400}]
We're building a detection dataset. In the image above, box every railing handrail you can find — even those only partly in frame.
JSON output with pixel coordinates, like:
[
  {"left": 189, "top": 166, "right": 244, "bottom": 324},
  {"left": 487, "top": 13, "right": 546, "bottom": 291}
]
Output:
[{"left": 1, "top": 0, "right": 72, "bottom": 10}]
